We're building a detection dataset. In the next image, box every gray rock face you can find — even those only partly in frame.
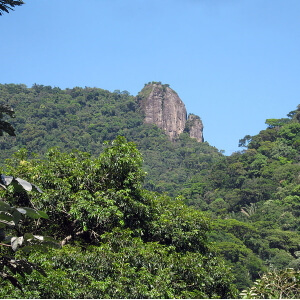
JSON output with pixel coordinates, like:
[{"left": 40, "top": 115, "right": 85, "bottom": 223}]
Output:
[
  {"left": 137, "top": 83, "right": 203, "bottom": 142},
  {"left": 186, "top": 114, "right": 204, "bottom": 142}
]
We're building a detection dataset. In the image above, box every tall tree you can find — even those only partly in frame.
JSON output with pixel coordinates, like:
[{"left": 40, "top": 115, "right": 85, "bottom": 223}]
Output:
[
  {"left": 0, "top": 104, "right": 16, "bottom": 136},
  {"left": 0, "top": 0, "right": 24, "bottom": 15},
  {"left": 1, "top": 104, "right": 58, "bottom": 292}
]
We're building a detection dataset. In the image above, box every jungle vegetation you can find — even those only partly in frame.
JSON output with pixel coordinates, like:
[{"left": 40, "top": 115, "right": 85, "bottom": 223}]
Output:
[
  {"left": 0, "top": 83, "right": 299, "bottom": 298},
  {"left": 0, "top": 0, "right": 24, "bottom": 15}
]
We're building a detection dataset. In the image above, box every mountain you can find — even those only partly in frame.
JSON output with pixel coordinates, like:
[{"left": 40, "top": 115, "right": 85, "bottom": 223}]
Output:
[
  {"left": 185, "top": 113, "right": 204, "bottom": 142},
  {"left": 1, "top": 82, "right": 300, "bottom": 293},
  {"left": 0, "top": 83, "right": 219, "bottom": 198},
  {"left": 137, "top": 82, "right": 203, "bottom": 142}
]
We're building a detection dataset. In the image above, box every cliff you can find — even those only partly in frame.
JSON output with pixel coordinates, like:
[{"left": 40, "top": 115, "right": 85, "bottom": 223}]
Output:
[
  {"left": 185, "top": 114, "right": 204, "bottom": 142},
  {"left": 137, "top": 82, "right": 203, "bottom": 142}
]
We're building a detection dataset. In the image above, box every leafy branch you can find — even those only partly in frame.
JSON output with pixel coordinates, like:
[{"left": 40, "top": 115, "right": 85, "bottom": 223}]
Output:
[
  {"left": 0, "top": 0, "right": 24, "bottom": 15},
  {"left": 0, "top": 175, "right": 60, "bottom": 290}
]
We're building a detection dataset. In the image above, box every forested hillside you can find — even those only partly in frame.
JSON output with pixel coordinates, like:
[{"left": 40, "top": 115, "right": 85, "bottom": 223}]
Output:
[
  {"left": 0, "top": 135, "right": 237, "bottom": 298},
  {"left": 189, "top": 105, "right": 300, "bottom": 290},
  {"left": 0, "top": 83, "right": 221, "bottom": 197},
  {"left": 0, "top": 83, "right": 300, "bottom": 298}
]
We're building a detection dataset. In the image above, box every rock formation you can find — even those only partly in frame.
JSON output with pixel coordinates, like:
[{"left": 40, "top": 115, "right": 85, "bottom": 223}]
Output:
[
  {"left": 186, "top": 114, "right": 204, "bottom": 142},
  {"left": 137, "top": 82, "right": 204, "bottom": 142}
]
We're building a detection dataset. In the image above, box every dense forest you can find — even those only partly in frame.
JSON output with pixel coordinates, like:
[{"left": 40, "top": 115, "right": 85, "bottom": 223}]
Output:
[{"left": 0, "top": 83, "right": 300, "bottom": 298}]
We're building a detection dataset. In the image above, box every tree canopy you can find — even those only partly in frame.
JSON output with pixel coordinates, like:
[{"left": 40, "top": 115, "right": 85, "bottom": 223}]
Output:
[
  {"left": 0, "top": 0, "right": 24, "bottom": 15},
  {"left": 0, "top": 104, "right": 15, "bottom": 136},
  {"left": 1, "top": 83, "right": 299, "bottom": 297},
  {"left": 0, "top": 137, "right": 237, "bottom": 298}
]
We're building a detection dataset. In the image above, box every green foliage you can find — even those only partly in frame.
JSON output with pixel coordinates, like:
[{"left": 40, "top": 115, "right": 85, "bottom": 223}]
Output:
[
  {"left": 0, "top": 104, "right": 15, "bottom": 136},
  {"left": 99, "top": 136, "right": 145, "bottom": 190},
  {"left": 0, "top": 83, "right": 221, "bottom": 199},
  {"left": 265, "top": 118, "right": 290, "bottom": 128},
  {"left": 197, "top": 106, "right": 300, "bottom": 290},
  {"left": 240, "top": 268, "right": 300, "bottom": 299},
  {"left": 0, "top": 234, "right": 237, "bottom": 299},
  {"left": 209, "top": 219, "right": 267, "bottom": 289},
  {"left": 0, "top": 0, "right": 24, "bottom": 15},
  {"left": 1, "top": 82, "right": 300, "bottom": 295},
  {"left": 148, "top": 194, "right": 210, "bottom": 253},
  {"left": 0, "top": 175, "right": 59, "bottom": 291},
  {"left": 0, "top": 137, "right": 238, "bottom": 298}
]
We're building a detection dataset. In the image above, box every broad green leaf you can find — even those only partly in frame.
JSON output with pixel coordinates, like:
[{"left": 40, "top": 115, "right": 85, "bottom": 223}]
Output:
[
  {"left": 32, "top": 183, "right": 43, "bottom": 193},
  {"left": 0, "top": 211, "right": 14, "bottom": 222},
  {"left": 0, "top": 120, "right": 16, "bottom": 136},
  {"left": 32, "top": 264, "right": 47, "bottom": 277},
  {"left": 11, "top": 236, "right": 24, "bottom": 251},
  {"left": 0, "top": 175, "right": 13, "bottom": 186},
  {"left": 12, "top": 209, "right": 22, "bottom": 225},
  {"left": 33, "top": 235, "right": 44, "bottom": 241},
  {"left": 21, "top": 207, "right": 42, "bottom": 219},
  {"left": 17, "top": 208, "right": 47, "bottom": 219},
  {"left": 20, "top": 244, "right": 48, "bottom": 254},
  {"left": 42, "top": 236, "right": 61, "bottom": 249},
  {"left": 15, "top": 177, "right": 32, "bottom": 191},
  {"left": 16, "top": 208, "right": 27, "bottom": 214},
  {"left": 0, "top": 174, "right": 42, "bottom": 193},
  {"left": 37, "top": 210, "right": 49, "bottom": 219},
  {"left": 24, "top": 233, "right": 35, "bottom": 241},
  {"left": 0, "top": 201, "right": 11, "bottom": 211}
]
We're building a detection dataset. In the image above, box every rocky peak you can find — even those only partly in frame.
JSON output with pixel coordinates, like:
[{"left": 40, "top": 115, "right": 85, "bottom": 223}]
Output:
[
  {"left": 137, "top": 82, "right": 203, "bottom": 142},
  {"left": 185, "top": 114, "right": 204, "bottom": 142}
]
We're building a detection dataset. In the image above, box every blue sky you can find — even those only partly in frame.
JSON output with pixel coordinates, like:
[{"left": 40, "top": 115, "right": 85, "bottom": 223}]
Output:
[{"left": 1, "top": 0, "right": 299, "bottom": 154}]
